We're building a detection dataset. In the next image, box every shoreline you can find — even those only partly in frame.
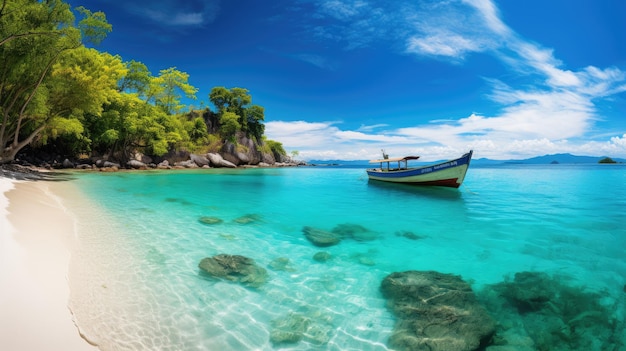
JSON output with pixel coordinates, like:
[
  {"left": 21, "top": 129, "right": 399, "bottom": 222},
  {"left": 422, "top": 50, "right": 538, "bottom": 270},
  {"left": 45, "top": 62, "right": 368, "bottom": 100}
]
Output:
[{"left": 0, "top": 177, "right": 97, "bottom": 350}]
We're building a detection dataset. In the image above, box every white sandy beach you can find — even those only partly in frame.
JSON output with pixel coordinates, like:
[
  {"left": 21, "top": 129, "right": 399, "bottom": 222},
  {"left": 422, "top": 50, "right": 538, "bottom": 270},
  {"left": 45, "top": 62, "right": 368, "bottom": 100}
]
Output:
[{"left": 0, "top": 177, "right": 96, "bottom": 351}]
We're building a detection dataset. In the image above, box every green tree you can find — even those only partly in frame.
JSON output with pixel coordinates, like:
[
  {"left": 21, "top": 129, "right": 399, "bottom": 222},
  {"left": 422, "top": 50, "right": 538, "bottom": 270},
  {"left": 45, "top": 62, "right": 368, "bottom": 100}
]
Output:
[
  {"left": 208, "top": 86, "right": 265, "bottom": 141},
  {"left": 34, "top": 47, "right": 126, "bottom": 154},
  {"left": 245, "top": 104, "right": 265, "bottom": 142},
  {"left": 0, "top": 0, "right": 111, "bottom": 163},
  {"left": 219, "top": 111, "right": 240, "bottom": 142},
  {"left": 118, "top": 60, "right": 151, "bottom": 96},
  {"left": 147, "top": 67, "right": 197, "bottom": 115}
]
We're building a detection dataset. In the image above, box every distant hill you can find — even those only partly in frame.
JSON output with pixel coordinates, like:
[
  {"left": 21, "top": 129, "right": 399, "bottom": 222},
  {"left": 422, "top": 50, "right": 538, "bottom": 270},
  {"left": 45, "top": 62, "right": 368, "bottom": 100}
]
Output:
[
  {"left": 472, "top": 153, "right": 626, "bottom": 165},
  {"left": 311, "top": 153, "right": 626, "bottom": 166}
]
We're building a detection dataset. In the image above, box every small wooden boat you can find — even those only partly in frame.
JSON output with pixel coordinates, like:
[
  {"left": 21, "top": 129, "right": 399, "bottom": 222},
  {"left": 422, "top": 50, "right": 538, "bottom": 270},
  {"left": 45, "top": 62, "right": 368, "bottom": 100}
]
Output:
[{"left": 366, "top": 150, "right": 473, "bottom": 188}]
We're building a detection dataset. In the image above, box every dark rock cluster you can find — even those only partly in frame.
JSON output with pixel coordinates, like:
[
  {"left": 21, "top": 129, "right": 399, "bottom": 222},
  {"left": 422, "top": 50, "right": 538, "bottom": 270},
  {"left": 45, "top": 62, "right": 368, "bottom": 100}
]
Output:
[
  {"left": 480, "top": 271, "right": 622, "bottom": 351},
  {"left": 380, "top": 270, "right": 496, "bottom": 351}
]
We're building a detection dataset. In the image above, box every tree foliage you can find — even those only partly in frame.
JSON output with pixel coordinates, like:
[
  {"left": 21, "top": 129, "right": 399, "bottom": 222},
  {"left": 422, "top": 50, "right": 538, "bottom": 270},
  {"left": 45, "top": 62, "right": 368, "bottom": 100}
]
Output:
[
  {"left": 208, "top": 86, "right": 265, "bottom": 142},
  {"left": 0, "top": 0, "right": 111, "bottom": 162},
  {"left": 1, "top": 0, "right": 283, "bottom": 165}
]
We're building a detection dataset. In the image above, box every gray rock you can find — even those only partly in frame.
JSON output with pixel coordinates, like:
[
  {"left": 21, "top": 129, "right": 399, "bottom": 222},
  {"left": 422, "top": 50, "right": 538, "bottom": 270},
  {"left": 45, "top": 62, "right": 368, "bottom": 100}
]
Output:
[
  {"left": 207, "top": 153, "right": 237, "bottom": 168},
  {"left": 126, "top": 159, "right": 147, "bottom": 169},
  {"left": 381, "top": 270, "right": 496, "bottom": 351},
  {"left": 176, "top": 160, "right": 197, "bottom": 168},
  {"left": 190, "top": 154, "right": 210, "bottom": 167},
  {"left": 62, "top": 159, "right": 74, "bottom": 168}
]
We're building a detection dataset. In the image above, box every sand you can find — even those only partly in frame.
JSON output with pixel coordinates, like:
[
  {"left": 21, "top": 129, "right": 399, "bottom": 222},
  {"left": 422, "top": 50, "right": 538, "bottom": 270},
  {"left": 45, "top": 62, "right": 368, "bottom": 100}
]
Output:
[{"left": 0, "top": 177, "right": 97, "bottom": 351}]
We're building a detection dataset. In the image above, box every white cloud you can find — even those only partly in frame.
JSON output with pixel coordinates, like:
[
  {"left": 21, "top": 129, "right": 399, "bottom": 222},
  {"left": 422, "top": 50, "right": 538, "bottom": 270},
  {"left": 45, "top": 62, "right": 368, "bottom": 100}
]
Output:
[
  {"left": 282, "top": 0, "right": 626, "bottom": 160},
  {"left": 406, "top": 32, "right": 482, "bottom": 59},
  {"left": 126, "top": 0, "right": 220, "bottom": 27}
]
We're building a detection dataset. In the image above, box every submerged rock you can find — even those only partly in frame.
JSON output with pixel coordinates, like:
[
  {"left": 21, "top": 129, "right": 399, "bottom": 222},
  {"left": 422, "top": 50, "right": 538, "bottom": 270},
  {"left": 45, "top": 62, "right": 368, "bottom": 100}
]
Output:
[
  {"left": 302, "top": 226, "right": 341, "bottom": 247},
  {"left": 495, "top": 271, "right": 556, "bottom": 313},
  {"left": 332, "top": 223, "right": 377, "bottom": 241},
  {"left": 198, "top": 254, "right": 268, "bottom": 288},
  {"left": 199, "top": 216, "right": 223, "bottom": 225},
  {"left": 233, "top": 213, "right": 262, "bottom": 224},
  {"left": 482, "top": 271, "right": 621, "bottom": 351},
  {"left": 268, "top": 257, "right": 296, "bottom": 272},
  {"left": 270, "top": 311, "right": 333, "bottom": 346},
  {"left": 381, "top": 270, "right": 496, "bottom": 351},
  {"left": 395, "top": 230, "right": 425, "bottom": 240},
  {"left": 312, "top": 251, "right": 332, "bottom": 262}
]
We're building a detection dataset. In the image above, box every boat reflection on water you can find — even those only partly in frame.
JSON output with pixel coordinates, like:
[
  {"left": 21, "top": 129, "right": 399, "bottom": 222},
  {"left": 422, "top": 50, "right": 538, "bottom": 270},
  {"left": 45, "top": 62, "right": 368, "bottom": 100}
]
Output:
[{"left": 366, "top": 177, "right": 465, "bottom": 200}]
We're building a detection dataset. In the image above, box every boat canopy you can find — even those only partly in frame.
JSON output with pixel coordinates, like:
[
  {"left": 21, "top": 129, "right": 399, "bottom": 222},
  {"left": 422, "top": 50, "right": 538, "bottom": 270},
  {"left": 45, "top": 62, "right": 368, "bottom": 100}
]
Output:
[{"left": 368, "top": 156, "right": 420, "bottom": 164}]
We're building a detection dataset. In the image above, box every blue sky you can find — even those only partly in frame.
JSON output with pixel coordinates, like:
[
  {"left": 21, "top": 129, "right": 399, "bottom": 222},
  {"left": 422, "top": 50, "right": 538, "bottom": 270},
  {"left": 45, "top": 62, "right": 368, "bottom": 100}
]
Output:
[{"left": 69, "top": 0, "right": 626, "bottom": 161}]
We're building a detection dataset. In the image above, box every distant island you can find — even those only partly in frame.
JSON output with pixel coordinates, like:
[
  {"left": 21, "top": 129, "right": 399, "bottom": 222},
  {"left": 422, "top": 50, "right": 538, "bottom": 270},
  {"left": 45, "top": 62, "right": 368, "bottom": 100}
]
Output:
[
  {"left": 474, "top": 153, "right": 626, "bottom": 165},
  {"left": 309, "top": 153, "right": 626, "bottom": 166}
]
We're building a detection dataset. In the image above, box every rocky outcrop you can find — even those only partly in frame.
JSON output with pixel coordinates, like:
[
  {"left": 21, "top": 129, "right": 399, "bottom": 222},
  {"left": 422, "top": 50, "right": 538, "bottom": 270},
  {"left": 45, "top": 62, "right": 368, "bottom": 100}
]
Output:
[
  {"left": 381, "top": 270, "right": 495, "bottom": 351},
  {"left": 198, "top": 254, "right": 268, "bottom": 288}
]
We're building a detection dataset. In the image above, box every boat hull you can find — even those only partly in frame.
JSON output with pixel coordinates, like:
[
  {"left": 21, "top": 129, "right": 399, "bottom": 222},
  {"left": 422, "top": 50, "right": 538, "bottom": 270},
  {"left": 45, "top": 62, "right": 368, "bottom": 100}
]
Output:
[{"left": 366, "top": 151, "right": 473, "bottom": 188}]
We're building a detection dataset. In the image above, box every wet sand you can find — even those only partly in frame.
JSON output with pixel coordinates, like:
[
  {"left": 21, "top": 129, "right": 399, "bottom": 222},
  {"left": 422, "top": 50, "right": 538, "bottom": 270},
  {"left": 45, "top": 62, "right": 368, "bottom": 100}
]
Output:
[{"left": 0, "top": 178, "right": 96, "bottom": 351}]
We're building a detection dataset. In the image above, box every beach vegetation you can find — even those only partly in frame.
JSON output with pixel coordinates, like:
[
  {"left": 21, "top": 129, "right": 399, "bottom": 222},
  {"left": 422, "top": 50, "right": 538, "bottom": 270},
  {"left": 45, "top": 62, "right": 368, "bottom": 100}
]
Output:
[
  {"left": 266, "top": 139, "right": 287, "bottom": 161},
  {"left": 0, "top": 0, "right": 287, "bottom": 165}
]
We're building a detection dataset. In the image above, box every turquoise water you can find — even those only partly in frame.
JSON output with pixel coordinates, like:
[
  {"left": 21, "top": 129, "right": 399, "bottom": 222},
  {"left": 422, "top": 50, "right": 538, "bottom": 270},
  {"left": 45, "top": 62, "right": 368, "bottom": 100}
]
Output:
[{"left": 66, "top": 165, "right": 626, "bottom": 350}]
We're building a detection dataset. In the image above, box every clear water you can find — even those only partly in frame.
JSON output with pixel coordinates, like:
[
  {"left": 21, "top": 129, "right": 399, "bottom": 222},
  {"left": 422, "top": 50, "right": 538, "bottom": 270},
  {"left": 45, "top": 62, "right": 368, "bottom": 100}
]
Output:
[{"left": 64, "top": 165, "right": 626, "bottom": 350}]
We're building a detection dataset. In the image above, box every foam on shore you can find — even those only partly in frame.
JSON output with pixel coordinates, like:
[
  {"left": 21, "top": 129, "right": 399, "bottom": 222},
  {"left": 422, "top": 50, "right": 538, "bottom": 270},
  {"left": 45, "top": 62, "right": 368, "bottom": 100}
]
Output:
[{"left": 0, "top": 177, "right": 96, "bottom": 350}]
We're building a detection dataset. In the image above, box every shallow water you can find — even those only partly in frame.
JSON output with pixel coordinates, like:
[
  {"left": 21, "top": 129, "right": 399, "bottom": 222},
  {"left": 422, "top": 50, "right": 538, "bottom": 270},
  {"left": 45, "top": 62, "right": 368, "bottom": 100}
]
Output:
[{"left": 65, "top": 164, "right": 626, "bottom": 350}]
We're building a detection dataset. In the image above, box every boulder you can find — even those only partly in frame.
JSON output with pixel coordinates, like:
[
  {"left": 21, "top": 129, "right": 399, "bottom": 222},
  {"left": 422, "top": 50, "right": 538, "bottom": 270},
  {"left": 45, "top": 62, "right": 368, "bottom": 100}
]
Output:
[
  {"left": 198, "top": 254, "right": 268, "bottom": 288},
  {"left": 175, "top": 160, "right": 198, "bottom": 168},
  {"left": 381, "top": 270, "right": 495, "bottom": 351},
  {"left": 190, "top": 154, "right": 210, "bottom": 167},
  {"left": 126, "top": 159, "right": 147, "bottom": 169},
  {"left": 302, "top": 226, "right": 341, "bottom": 247},
  {"left": 157, "top": 160, "right": 171, "bottom": 169},
  {"left": 102, "top": 161, "right": 121, "bottom": 168},
  {"left": 207, "top": 153, "right": 237, "bottom": 168},
  {"left": 62, "top": 158, "right": 74, "bottom": 169}
]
